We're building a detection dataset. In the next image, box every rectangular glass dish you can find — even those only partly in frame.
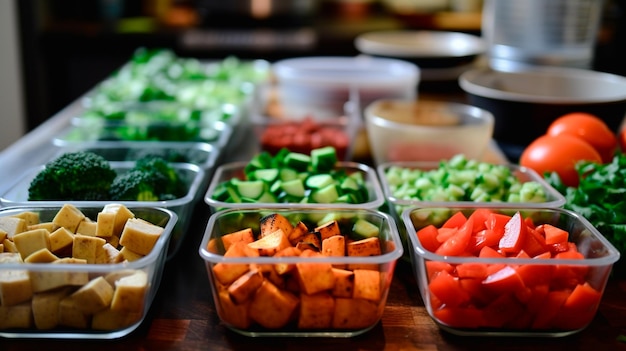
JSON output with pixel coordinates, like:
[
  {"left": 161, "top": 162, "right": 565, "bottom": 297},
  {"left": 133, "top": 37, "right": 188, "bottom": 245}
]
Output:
[
  {"left": 198, "top": 207, "right": 403, "bottom": 337},
  {"left": 0, "top": 162, "right": 205, "bottom": 259},
  {"left": 403, "top": 205, "right": 620, "bottom": 337},
  {"left": 0, "top": 205, "right": 177, "bottom": 339}
]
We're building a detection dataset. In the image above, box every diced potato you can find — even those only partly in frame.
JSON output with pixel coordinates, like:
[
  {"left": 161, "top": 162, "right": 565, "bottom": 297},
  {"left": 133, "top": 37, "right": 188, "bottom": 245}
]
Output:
[
  {"left": 298, "top": 292, "right": 335, "bottom": 329},
  {"left": 103, "top": 269, "right": 136, "bottom": 287},
  {"left": 58, "top": 296, "right": 90, "bottom": 329},
  {"left": 52, "top": 204, "right": 86, "bottom": 233},
  {"left": 347, "top": 237, "right": 381, "bottom": 270},
  {"left": 0, "top": 217, "right": 27, "bottom": 240},
  {"left": 0, "top": 302, "right": 33, "bottom": 329},
  {"left": 73, "top": 234, "right": 106, "bottom": 264},
  {"left": 32, "top": 287, "right": 73, "bottom": 329},
  {"left": 118, "top": 246, "right": 143, "bottom": 262},
  {"left": 101, "top": 203, "right": 135, "bottom": 237},
  {"left": 12, "top": 228, "right": 51, "bottom": 260},
  {"left": 315, "top": 220, "right": 341, "bottom": 241},
  {"left": 221, "top": 228, "right": 255, "bottom": 252},
  {"left": 287, "top": 221, "right": 309, "bottom": 246},
  {"left": 331, "top": 268, "right": 355, "bottom": 298},
  {"left": 49, "top": 227, "right": 74, "bottom": 256},
  {"left": 217, "top": 289, "right": 251, "bottom": 330},
  {"left": 118, "top": 218, "right": 163, "bottom": 256},
  {"left": 213, "top": 241, "right": 259, "bottom": 285},
  {"left": 76, "top": 218, "right": 97, "bottom": 236},
  {"left": 0, "top": 253, "right": 33, "bottom": 306},
  {"left": 91, "top": 308, "right": 141, "bottom": 330},
  {"left": 296, "top": 250, "right": 336, "bottom": 295},
  {"left": 110, "top": 270, "right": 148, "bottom": 313},
  {"left": 228, "top": 269, "right": 264, "bottom": 304},
  {"left": 247, "top": 228, "right": 291, "bottom": 256},
  {"left": 332, "top": 298, "right": 379, "bottom": 329},
  {"left": 70, "top": 276, "right": 114, "bottom": 314},
  {"left": 30, "top": 258, "right": 90, "bottom": 293},
  {"left": 24, "top": 248, "right": 59, "bottom": 263},
  {"left": 96, "top": 211, "right": 116, "bottom": 238},
  {"left": 259, "top": 213, "right": 294, "bottom": 238},
  {"left": 28, "top": 222, "right": 58, "bottom": 233},
  {"left": 248, "top": 280, "right": 299, "bottom": 329},
  {"left": 11, "top": 211, "right": 40, "bottom": 226},
  {"left": 98, "top": 243, "right": 122, "bottom": 264},
  {"left": 352, "top": 269, "right": 381, "bottom": 302}
]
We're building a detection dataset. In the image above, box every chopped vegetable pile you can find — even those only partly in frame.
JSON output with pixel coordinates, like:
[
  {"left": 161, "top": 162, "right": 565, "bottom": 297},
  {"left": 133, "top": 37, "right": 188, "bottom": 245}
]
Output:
[{"left": 546, "top": 152, "right": 626, "bottom": 274}]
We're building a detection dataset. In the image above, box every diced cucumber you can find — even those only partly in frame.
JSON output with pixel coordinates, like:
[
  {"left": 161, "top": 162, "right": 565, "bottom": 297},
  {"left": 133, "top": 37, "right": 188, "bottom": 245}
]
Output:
[
  {"left": 235, "top": 180, "right": 265, "bottom": 199},
  {"left": 279, "top": 168, "right": 298, "bottom": 181},
  {"left": 251, "top": 168, "right": 279, "bottom": 183},
  {"left": 280, "top": 178, "right": 306, "bottom": 198},
  {"left": 311, "top": 184, "right": 339, "bottom": 203},
  {"left": 352, "top": 218, "right": 380, "bottom": 239},
  {"left": 311, "top": 146, "right": 337, "bottom": 172},
  {"left": 284, "top": 152, "right": 311, "bottom": 171},
  {"left": 305, "top": 174, "right": 335, "bottom": 189}
]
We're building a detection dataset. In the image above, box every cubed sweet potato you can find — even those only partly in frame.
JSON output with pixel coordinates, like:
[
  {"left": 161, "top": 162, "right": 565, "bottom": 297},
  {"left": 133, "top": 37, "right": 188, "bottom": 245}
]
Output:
[
  {"left": 249, "top": 280, "right": 299, "bottom": 329},
  {"left": 287, "top": 221, "right": 309, "bottom": 246},
  {"left": 217, "top": 289, "right": 251, "bottom": 330},
  {"left": 347, "top": 237, "right": 381, "bottom": 270},
  {"left": 331, "top": 268, "right": 355, "bottom": 298},
  {"left": 247, "top": 229, "right": 291, "bottom": 256},
  {"left": 296, "top": 250, "right": 336, "bottom": 295},
  {"left": 352, "top": 269, "right": 381, "bottom": 302},
  {"left": 221, "top": 228, "right": 255, "bottom": 252},
  {"left": 259, "top": 213, "right": 294, "bottom": 238},
  {"left": 298, "top": 292, "right": 335, "bottom": 329},
  {"left": 273, "top": 246, "right": 302, "bottom": 275},
  {"left": 228, "top": 269, "right": 264, "bottom": 304},
  {"left": 332, "top": 298, "right": 380, "bottom": 329},
  {"left": 212, "top": 241, "right": 259, "bottom": 285},
  {"left": 315, "top": 220, "right": 341, "bottom": 241}
]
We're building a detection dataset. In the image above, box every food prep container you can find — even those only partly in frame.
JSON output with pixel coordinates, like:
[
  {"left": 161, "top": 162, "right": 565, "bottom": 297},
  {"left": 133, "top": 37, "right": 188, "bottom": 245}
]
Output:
[
  {"left": 198, "top": 207, "right": 403, "bottom": 337},
  {"left": 204, "top": 161, "right": 385, "bottom": 212},
  {"left": 0, "top": 205, "right": 177, "bottom": 339},
  {"left": 403, "top": 205, "right": 620, "bottom": 337},
  {"left": 0, "top": 162, "right": 205, "bottom": 259}
]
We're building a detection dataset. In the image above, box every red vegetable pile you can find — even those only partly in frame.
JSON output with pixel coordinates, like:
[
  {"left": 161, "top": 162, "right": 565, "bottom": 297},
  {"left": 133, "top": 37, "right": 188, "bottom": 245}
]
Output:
[{"left": 416, "top": 209, "right": 603, "bottom": 331}]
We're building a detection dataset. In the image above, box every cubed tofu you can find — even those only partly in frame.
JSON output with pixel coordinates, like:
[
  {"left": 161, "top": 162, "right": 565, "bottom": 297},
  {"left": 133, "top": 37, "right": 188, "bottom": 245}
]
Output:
[
  {"left": 12, "top": 228, "right": 51, "bottom": 260},
  {"left": 118, "top": 246, "right": 143, "bottom": 262},
  {"left": 70, "top": 276, "right": 114, "bottom": 314},
  {"left": 0, "top": 253, "right": 33, "bottom": 306},
  {"left": 97, "top": 243, "right": 122, "bottom": 264},
  {"left": 96, "top": 211, "right": 116, "bottom": 238},
  {"left": 52, "top": 204, "right": 86, "bottom": 233},
  {"left": 29, "top": 258, "right": 89, "bottom": 293},
  {"left": 49, "top": 227, "right": 75, "bottom": 256},
  {"left": 0, "top": 302, "right": 33, "bottom": 328},
  {"left": 72, "top": 234, "right": 106, "bottom": 264},
  {"left": 110, "top": 270, "right": 148, "bottom": 314},
  {"left": 101, "top": 204, "right": 135, "bottom": 237},
  {"left": 91, "top": 308, "right": 141, "bottom": 330},
  {"left": 2, "top": 239, "right": 17, "bottom": 253},
  {"left": 28, "top": 222, "right": 58, "bottom": 233},
  {"left": 298, "top": 292, "right": 335, "bottom": 329},
  {"left": 0, "top": 216, "right": 27, "bottom": 240},
  {"left": 296, "top": 250, "right": 336, "bottom": 295},
  {"left": 247, "top": 228, "right": 291, "bottom": 256},
  {"left": 58, "top": 296, "right": 90, "bottom": 329},
  {"left": 32, "top": 287, "right": 73, "bottom": 329},
  {"left": 11, "top": 211, "right": 40, "bottom": 226},
  {"left": 0, "top": 229, "right": 6, "bottom": 244},
  {"left": 249, "top": 280, "right": 299, "bottom": 329},
  {"left": 118, "top": 218, "right": 163, "bottom": 256},
  {"left": 76, "top": 218, "right": 97, "bottom": 236},
  {"left": 24, "top": 248, "right": 59, "bottom": 263}
]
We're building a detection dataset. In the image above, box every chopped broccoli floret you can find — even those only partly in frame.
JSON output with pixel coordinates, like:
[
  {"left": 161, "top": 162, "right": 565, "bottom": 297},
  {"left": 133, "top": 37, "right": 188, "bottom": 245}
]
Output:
[
  {"left": 108, "top": 169, "right": 166, "bottom": 201},
  {"left": 28, "top": 151, "right": 117, "bottom": 201},
  {"left": 134, "top": 155, "right": 183, "bottom": 195}
]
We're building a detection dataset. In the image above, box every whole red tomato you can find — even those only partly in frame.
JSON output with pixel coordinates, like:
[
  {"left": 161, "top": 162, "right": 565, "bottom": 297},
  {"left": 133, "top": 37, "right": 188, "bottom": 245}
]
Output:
[
  {"left": 546, "top": 112, "right": 617, "bottom": 163},
  {"left": 520, "top": 134, "right": 602, "bottom": 187},
  {"left": 620, "top": 128, "right": 626, "bottom": 152}
]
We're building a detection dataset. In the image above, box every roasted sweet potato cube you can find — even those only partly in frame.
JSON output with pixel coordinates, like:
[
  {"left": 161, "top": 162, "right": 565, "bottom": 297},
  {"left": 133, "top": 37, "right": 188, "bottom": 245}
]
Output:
[
  {"left": 221, "top": 228, "right": 255, "bottom": 251},
  {"left": 315, "top": 220, "right": 341, "bottom": 241},
  {"left": 347, "top": 237, "right": 381, "bottom": 270},
  {"left": 332, "top": 298, "right": 380, "bottom": 329},
  {"left": 212, "top": 241, "right": 259, "bottom": 285},
  {"left": 228, "top": 269, "right": 264, "bottom": 304},
  {"left": 259, "top": 213, "right": 294, "bottom": 238},
  {"left": 331, "top": 268, "right": 355, "bottom": 298},
  {"left": 298, "top": 292, "right": 335, "bottom": 329},
  {"left": 273, "top": 246, "right": 302, "bottom": 275},
  {"left": 217, "top": 289, "right": 251, "bottom": 330},
  {"left": 288, "top": 221, "right": 309, "bottom": 246},
  {"left": 296, "top": 232, "right": 321, "bottom": 252},
  {"left": 249, "top": 280, "right": 299, "bottom": 329},
  {"left": 296, "top": 250, "right": 336, "bottom": 294},
  {"left": 353, "top": 269, "right": 381, "bottom": 302},
  {"left": 322, "top": 235, "right": 346, "bottom": 269},
  {"left": 248, "top": 229, "right": 291, "bottom": 256}
]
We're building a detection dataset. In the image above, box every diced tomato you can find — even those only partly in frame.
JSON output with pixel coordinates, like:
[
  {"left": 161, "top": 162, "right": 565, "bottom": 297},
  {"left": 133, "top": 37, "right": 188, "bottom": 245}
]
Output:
[
  {"left": 552, "top": 282, "right": 602, "bottom": 330},
  {"left": 459, "top": 278, "right": 492, "bottom": 306},
  {"left": 499, "top": 212, "right": 527, "bottom": 254},
  {"left": 416, "top": 225, "right": 440, "bottom": 252},
  {"left": 531, "top": 290, "right": 570, "bottom": 329},
  {"left": 442, "top": 211, "right": 467, "bottom": 229},
  {"left": 467, "top": 208, "right": 493, "bottom": 233},
  {"left": 521, "top": 227, "right": 549, "bottom": 257},
  {"left": 455, "top": 262, "right": 489, "bottom": 279},
  {"left": 435, "top": 218, "right": 474, "bottom": 256},
  {"left": 425, "top": 260, "right": 454, "bottom": 280},
  {"left": 433, "top": 306, "right": 484, "bottom": 328},
  {"left": 485, "top": 213, "right": 511, "bottom": 237},
  {"left": 468, "top": 229, "right": 501, "bottom": 253},
  {"left": 482, "top": 294, "right": 525, "bottom": 328},
  {"left": 428, "top": 270, "right": 471, "bottom": 307},
  {"left": 524, "top": 216, "right": 536, "bottom": 230},
  {"left": 436, "top": 227, "right": 458, "bottom": 243},
  {"left": 525, "top": 284, "right": 550, "bottom": 315},
  {"left": 478, "top": 246, "right": 504, "bottom": 259},
  {"left": 516, "top": 262, "right": 555, "bottom": 287},
  {"left": 482, "top": 265, "right": 526, "bottom": 295},
  {"left": 541, "top": 224, "right": 569, "bottom": 245}
]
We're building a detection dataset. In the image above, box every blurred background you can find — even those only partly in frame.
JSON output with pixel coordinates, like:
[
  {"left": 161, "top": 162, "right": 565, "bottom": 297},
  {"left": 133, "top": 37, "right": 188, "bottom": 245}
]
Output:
[{"left": 1, "top": 0, "right": 625, "bottom": 150}]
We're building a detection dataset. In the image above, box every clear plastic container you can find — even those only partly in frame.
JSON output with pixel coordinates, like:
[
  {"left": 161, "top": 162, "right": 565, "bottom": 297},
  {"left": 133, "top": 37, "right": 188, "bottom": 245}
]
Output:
[
  {"left": 199, "top": 207, "right": 403, "bottom": 337},
  {"left": 0, "top": 205, "right": 177, "bottom": 339},
  {"left": 403, "top": 205, "right": 620, "bottom": 337}
]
